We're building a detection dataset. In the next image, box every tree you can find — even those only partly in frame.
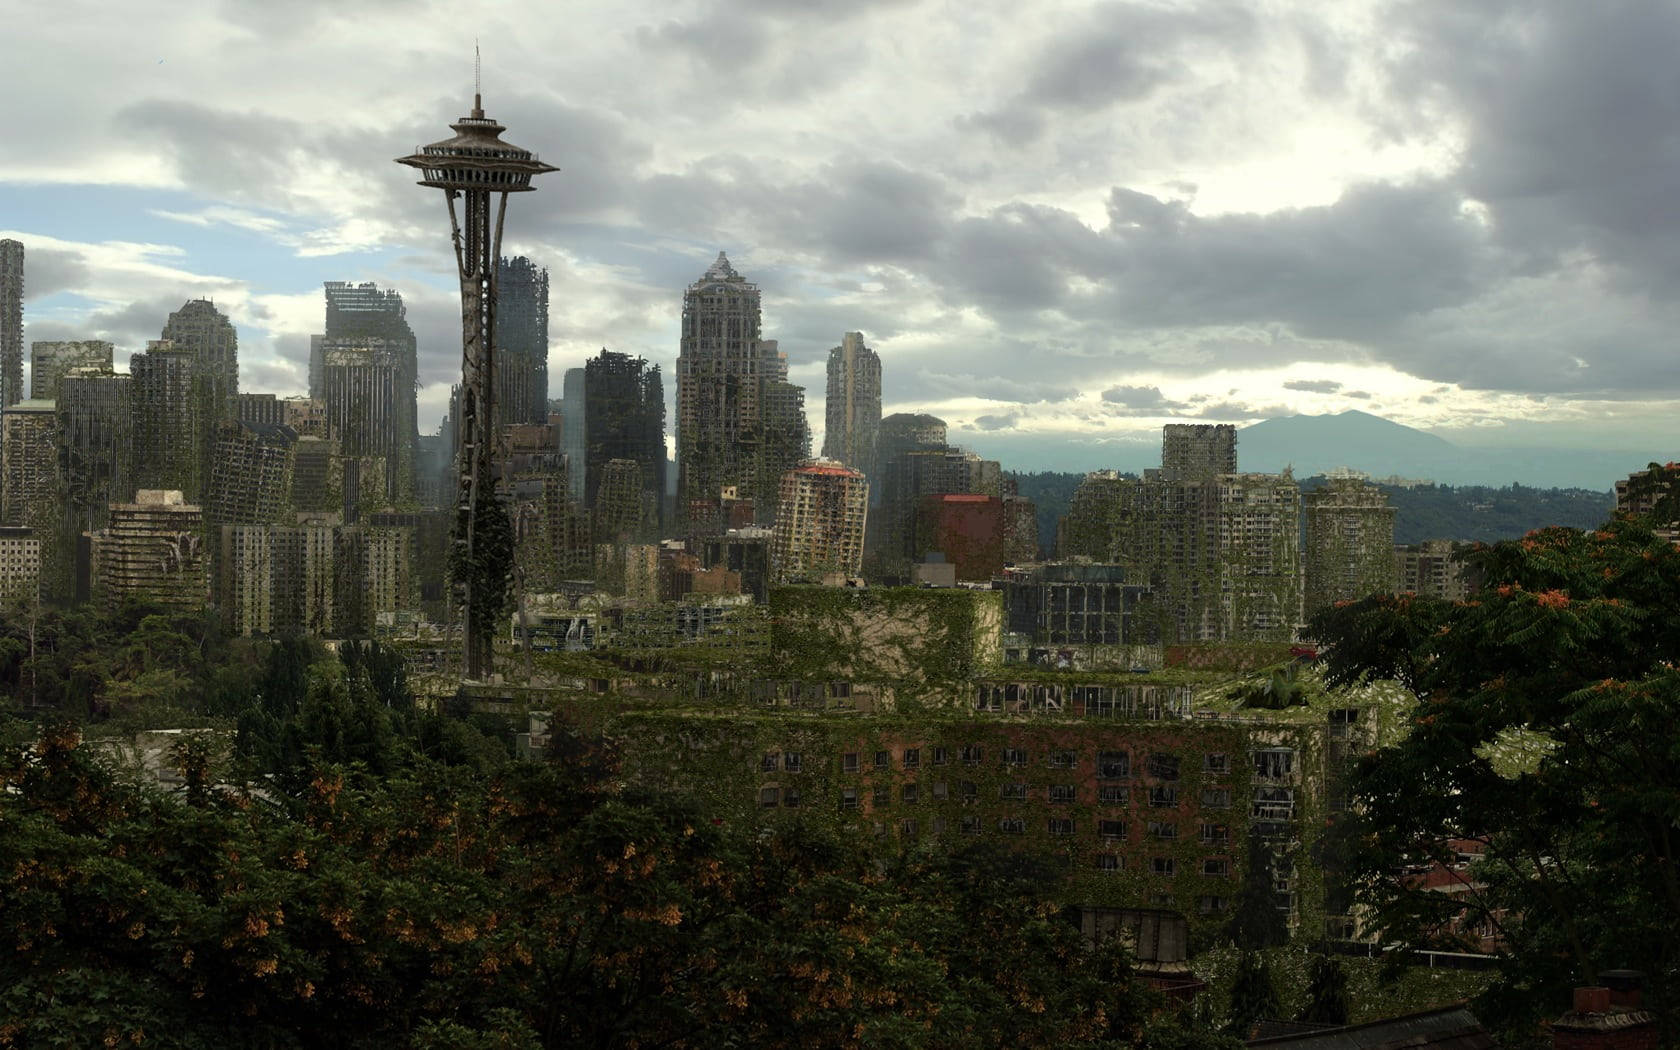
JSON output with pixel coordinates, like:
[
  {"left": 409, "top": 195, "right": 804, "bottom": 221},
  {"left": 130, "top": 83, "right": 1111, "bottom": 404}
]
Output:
[
  {"left": 1227, "top": 831, "right": 1289, "bottom": 950},
  {"left": 1298, "top": 953, "right": 1349, "bottom": 1026},
  {"left": 1226, "top": 950, "right": 1281, "bottom": 1036},
  {"left": 1309, "top": 512, "right": 1680, "bottom": 1039}
]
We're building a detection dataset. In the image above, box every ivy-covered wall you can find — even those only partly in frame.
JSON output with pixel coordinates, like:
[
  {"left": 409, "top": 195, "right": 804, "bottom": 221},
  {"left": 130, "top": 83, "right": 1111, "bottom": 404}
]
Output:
[{"left": 767, "top": 586, "right": 1003, "bottom": 705}]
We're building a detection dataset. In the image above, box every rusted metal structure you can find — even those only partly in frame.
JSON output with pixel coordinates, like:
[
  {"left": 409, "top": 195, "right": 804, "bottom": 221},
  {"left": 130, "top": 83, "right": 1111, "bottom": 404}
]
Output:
[{"left": 396, "top": 73, "right": 556, "bottom": 680}]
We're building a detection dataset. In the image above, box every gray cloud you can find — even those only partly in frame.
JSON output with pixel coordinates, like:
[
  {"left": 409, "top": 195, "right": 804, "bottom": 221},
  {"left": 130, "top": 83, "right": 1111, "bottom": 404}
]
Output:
[
  {"left": 1284, "top": 379, "right": 1341, "bottom": 393},
  {"left": 973, "top": 413, "right": 1018, "bottom": 431}
]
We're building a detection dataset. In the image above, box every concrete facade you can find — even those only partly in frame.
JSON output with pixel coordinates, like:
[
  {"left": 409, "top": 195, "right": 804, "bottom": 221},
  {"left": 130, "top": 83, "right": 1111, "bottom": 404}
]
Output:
[
  {"left": 1304, "top": 478, "right": 1397, "bottom": 619},
  {"left": 0, "top": 240, "right": 22, "bottom": 409},
  {"left": 496, "top": 256, "right": 550, "bottom": 428},
  {"left": 93, "top": 490, "right": 208, "bottom": 612},
  {"left": 772, "top": 460, "right": 869, "bottom": 583},
  {"left": 821, "top": 331, "right": 882, "bottom": 473},
  {"left": 29, "top": 340, "right": 113, "bottom": 400}
]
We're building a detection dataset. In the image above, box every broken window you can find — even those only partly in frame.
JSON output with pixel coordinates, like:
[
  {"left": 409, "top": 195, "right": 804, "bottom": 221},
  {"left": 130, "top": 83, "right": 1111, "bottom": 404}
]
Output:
[
  {"left": 1253, "top": 748, "right": 1295, "bottom": 779},
  {"left": 1099, "top": 785, "right": 1129, "bottom": 805},
  {"left": 1098, "top": 751, "right": 1130, "bottom": 779},
  {"left": 1048, "top": 818, "right": 1074, "bottom": 836},
  {"left": 1099, "top": 819, "right": 1127, "bottom": 840},
  {"left": 1048, "top": 749, "right": 1077, "bottom": 769},
  {"left": 1095, "top": 854, "right": 1122, "bottom": 873},
  {"left": 1201, "top": 788, "right": 1231, "bottom": 808},
  {"left": 1149, "top": 821, "right": 1178, "bottom": 840},
  {"left": 1000, "top": 782, "right": 1027, "bottom": 801},
  {"left": 1003, "top": 747, "right": 1027, "bottom": 767},
  {"left": 902, "top": 748, "right": 920, "bottom": 769},
  {"left": 840, "top": 787, "right": 858, "bottom": 810},
  {"left": 901, "top": 783, "right": 919, "bottom": 805},
  {"left": 998, "top": 818, "right": 1025, "bottom": 835},
  {"left": 841, "top": 752, "right": 859, "bottom": 773},
  {"left": 760, "top": 752, "right": 779, "bottom": 772},
  {"left": 1049, "top": 785, "right": 1077, "bottom": 805},
  {"left": 1203, "top": 859, "right": 1229, "bottom": 877},
  {"left": 1149, "top": 786, "right": 1179, "bottom": 808},
  {"left": 1147, "top": 753, "right": 1181, "bottom": 781}
]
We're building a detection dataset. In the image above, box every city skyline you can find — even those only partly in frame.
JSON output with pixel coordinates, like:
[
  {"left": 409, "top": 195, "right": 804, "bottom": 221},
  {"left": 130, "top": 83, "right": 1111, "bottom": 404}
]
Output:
[{"left": 4, "top": 1, "right": 1680, "bottom": 474}]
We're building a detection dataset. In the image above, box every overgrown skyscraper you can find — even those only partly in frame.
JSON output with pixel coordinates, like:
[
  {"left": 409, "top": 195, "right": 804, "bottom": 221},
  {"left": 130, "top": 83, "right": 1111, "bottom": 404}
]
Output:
[
  {"left": 496, "top": 256, "right": 549, "bottom": 428},
  {"left": 821, "top": 331, "right": 881, "bottom": 473},
  {"left": 0, "top": 240, "right": 23, "bottom": 408},
  {"left": 675, "top": 252, "right": 808, "bottom": 527},
  {"left": 312, "top": 281, "right": 418, "bottom": 500},
  {"left": 584, "top": 348, "right": 665, "bottom": 538}
]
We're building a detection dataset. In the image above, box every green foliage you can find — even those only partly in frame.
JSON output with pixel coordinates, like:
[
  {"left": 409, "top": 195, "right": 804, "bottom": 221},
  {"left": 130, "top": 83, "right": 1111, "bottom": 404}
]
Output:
[
  {"left": 1309, "top": 513, "right": 1680, "bottom": 1040},
  {"left": 1299, "top": 953, "right": 1350, "bottom": 1025},
  {"left": 1227, "top": 832, "right": 1289, "bottom": 951},
  {"left": 1226, "top": 950, "right": 1282, "bottom": 1035},
  {"left": 1232, "top": 664, "right": 1308, "bottom": 710}
]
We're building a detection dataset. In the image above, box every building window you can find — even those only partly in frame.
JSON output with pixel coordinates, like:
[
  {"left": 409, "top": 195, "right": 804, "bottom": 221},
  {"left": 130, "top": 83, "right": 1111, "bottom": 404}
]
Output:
[
  {"left": 961, "top": 816, "right": 981, "bottom": 835},
  {"left": 784, "top": 752, "right": 802, "bottom": 773},
  {"left": 932, "top": 746, "right": 949, "bottom": 766},
  {"left": 783, "top": 787, "right": 801, "bottom": 808},
  {"left": 1099, "top": 820, "right": 1127, "bottom": 840},
  {"left": 1003, "top": 747, "right": 1027, "bottom": 767},
  {"left": 998, "top": 818, "right": 1025, "bottom": 835},
  {"left": 1049, "top": 784, "right": 1077, "bottom": 805},
  {"left": 903, "top": 747, "right": 920, "bottom": 769},
  {"left": 1048, "top": 818, "right": 1074, "bottom": 836},
  {"left": 761, "top": 752, "right": 779, "bottom": 772},
  {"left": 760, "top": 787, "right": 780, "bottom": 807},
  {"left": 872, "top": 785, "right": 891, "bottom": 808},
  {"left": 960, "top": 781, "right": 978, "bottom": 802},
  {"left": 1095, "top": 854, "right": 1122, "bottom": 873},
  {"left": 1147, "top": 753, "right": 1180, "bottom": 781},
  {"left": 1000, "top": 782, "right": 1027, "bottom": 801},
  {"left": 1153, "top": 857, "right": 1176, "bottom": 876},
  {"left": 842, "top": 752, "right": 859, "bottom": 773},
  {"left": 1198, "top": 895, "right": 1228, "bottom": 914},
  {"left": 1149, "top": 786, "right": 1179, "bottom": 807},
  {"left": 932, "top": 781, "right": 948, "bottom": 801},
  {"left": 1048, "top": 749, "right": 1076, "bottom": 769},
  {"left": 901, "top": 819, "right": 919, "bottom": 839},
  {"left": 962, "top": 745, "right": 983, "bottom": 767},
  {"left": 1097, "top": 751, "right": 1130, "bottom": 779},
  {"left": 1204, "top": 752, "right": 1229, "bottom": 774},
  {"left": 1203, "top": 858, "right": 1229, "bottom": 877},
  {"left": 875, "top": 750, "right": 891, "bottom": 770},
  {"left": 902, "top": 783, "right": 919, "bottom": 805},
  {"left": 933, "top": 818, "right": 948, "bottom": 835},
  {"left": 1200, "top": 788, "right": 1231, "bottom": 808},
  {"left": 1200, "top": 823, "right": 1230, "bottom": 846},
  {"left": 1098, "top": 785, "right": 1129, "bottom": 805},
  {"left": 1149, "top": 821, "right": 1178, "bottom": 840},
  {"left": 840, "top": 788, "right": 858, "bottom": 810},
  {"left": 1253, "top": 748, "right": 1295, "bottom": 779}
]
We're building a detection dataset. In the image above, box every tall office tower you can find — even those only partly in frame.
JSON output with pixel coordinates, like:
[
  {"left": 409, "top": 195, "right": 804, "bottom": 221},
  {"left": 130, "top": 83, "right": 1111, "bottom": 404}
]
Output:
[
  {"left": 319, "top": 339, "right": 411, "bottom": 506},
  {"left": 0, "top": 527, "right": 40, "bottom": 603},
  {"left": 583, "top": 349, "right": 666, "bottom": 534},
  {"left": 0, "top": 240, "right": 22, "bottom": 409},
  {"left": 771, "top": 460, "right": 868, "bottom": 583},
  {"left": 129, "top": 341, "right": 200, "bottom": 497},
  {"left": 675, "top": 253, "right": 808, "bottom": 527},
  {"left": 821, "top": 332, "right": 881, "bottom": 472},
  {"left": 1160, "top": 424, "right": 1237, "bottom": 482},
  {"left": 162, "top": 299, "right": 239, "bottom": 422},
  {"left": 871, "top": 413, "right": 947, "bottom": 507},
  {"left": 879, "top": 445, "right": 999, "bottom": 563},
  {"left": 91, "top": 490, "right": 208, "bottom": 612},
  {"left": 561, "top": 367, "right": 587, "bottom": 502},
  {"left": 236, "top": 392, "right": 284, "bottom": 427},
  {"left": 496, "top": 256, "right": 549, "bottom": 426},
  {"left": 315, "top": 282, "right": 418, "bottom": 494},
  {"left": 2, "top": 400, "right": 58, "bottom": 535},
  {"left": 1303, "top": 477, "right": 1396, "bottom": 618},
  {"left": 592, "top": 458, "right": 651, "bottom": 543},
  {"left": 397, "top": 88, "right": 557, "bottom": 680},
  {"left": 205, "top": 419, "right": 297, "bottom": 528},
  {"left": 30, "top": 341, "right": 113, "bottom": 400},
  {"left": 57, "top": 369, "right": 132, "bottom": 599}
]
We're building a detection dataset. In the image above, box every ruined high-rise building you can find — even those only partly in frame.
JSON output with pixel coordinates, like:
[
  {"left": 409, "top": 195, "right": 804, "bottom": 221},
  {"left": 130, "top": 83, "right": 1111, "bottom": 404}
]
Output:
[
  {"left": 771, "top": 460, "right": 868, "bottom": 583},
  {"left": 319, "top": 339, "right": 413, "bottom": 507},
  {"left": 871, "top": 413, "right": 947, "bottom": 508},
  {"left": 162, "top": 299, "right": 239, "bottom": 421},
  {"left": 129, "top": 341, "right": 201, "bottom": 498},
  {"left": 675, "top": 253, "right": 808, "bottom": 527},
  {"left": 30, "top": 341, "right": 113, "bottom": 400},
  {"left": 561, "top": 367, "right": 587, "bottom": 503},
  {"left": 2, "top": 399, "right": 58, "bottom": 530},
  {"left": 57, "top": 369, "right": 133, "bottom": 598},
  {"left": 205, "top": 420, "right": 297, "bottom": 529},
  {"left": 313, "top": 282, "right": 417, "bottom": 498},
  {"left": 583, "top": 348, "right": 665, "bottom": 535},
  {"left": 236, "top": 392, "right": 284, "bottom": 427},
  {"left": 91, "top": 490, "right": 208, "bottom": 613},
  {"left": 821, "top": 332, "right": 881, "bottom": 473},
  {"left": 1160, "top": 424, "right": 1236, "bottom": 482},
  {"left": 0, "top": 240, "right": 23, "bottom": 409},
  {"left": 496, "top": 256, "right": 550, "bottom": 427},
  {"left": 1303, "top": 477, "right": 1396, "bottom": 619}
]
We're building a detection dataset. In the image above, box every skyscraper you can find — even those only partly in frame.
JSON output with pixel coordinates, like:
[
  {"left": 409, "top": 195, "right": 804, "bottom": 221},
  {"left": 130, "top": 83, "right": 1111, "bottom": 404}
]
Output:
[
  {"left": 91, "top": 490, "right": 208, "bottom": 613},
  {"left": 496, "top": 256, "right": 549, "bottom": 427},
  {"left": 313, "top": 282, "right": 418, "bottom": 498},
  {"left": 1160, "top": 424, "right": 1237, "bottom": 482},
  {"left": 561, "top": 367, "right": 587, "bottom": 503},
  {"left": 0, "top": 240, "right": 22, "bottom": 409},
  {"left": 162, "top": 299, "right": 238, "bottom": 422},
  {"left": 584, "top": 348, "right": 665, "bottom": 536},
  {"left": 58, "top": 368, "right": 133, "bottom": 596},
  {"left": 130, "top": 341, "right": 201, "bottom": 498},
  {"left": 675, "top": 253, "right": 808, "bottom": 527},
  {"left": 319, "top": 338, "right": 412, "bottom": 506},
  {"left": 30, "top": 341, "right": 113, "bottom": 400},
  {"left": 771, "top": 460, "right": 868, "bottom": 583},
  {"left": 821, "top": 332, "right": 881, "bottom": 473},
  {"left": 2, "top": 400, "right": 57, "bottom": 529},
  {"left": 1304, "top": 477, "right": 1396, "bottom": 618}
]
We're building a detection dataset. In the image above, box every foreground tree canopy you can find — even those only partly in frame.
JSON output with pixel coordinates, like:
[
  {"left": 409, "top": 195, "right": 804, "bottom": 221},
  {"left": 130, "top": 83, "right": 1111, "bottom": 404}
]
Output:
[
  {"left": 0, "top": 692, "right": 1240, "bottom": 1049},
  {"left": 1310, "top": 507, "right": 1680, "bottom": 1038}
]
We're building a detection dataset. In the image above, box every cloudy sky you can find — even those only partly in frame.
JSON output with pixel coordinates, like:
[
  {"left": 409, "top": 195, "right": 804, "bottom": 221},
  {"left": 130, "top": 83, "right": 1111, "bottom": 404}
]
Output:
[{"left": 4, "top": 0, "right": 1680, "bottom": 475}]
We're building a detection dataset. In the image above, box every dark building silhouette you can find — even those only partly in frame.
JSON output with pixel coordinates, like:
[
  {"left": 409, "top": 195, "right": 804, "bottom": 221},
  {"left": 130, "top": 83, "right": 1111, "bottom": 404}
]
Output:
[
  {"left": 584, "top": 348, "right": 665, "bottom": 537},
  {"left": 496, "top": 256, "right": 549, "bottom": 427},
  {"left": 0, "top": 240, "right": 22, "bottom": 409}
]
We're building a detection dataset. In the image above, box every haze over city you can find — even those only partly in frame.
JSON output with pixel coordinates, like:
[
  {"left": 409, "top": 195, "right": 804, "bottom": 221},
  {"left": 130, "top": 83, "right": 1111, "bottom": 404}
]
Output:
[{"left": 4, "top": 0, "right": 1680, "bottom": 477}]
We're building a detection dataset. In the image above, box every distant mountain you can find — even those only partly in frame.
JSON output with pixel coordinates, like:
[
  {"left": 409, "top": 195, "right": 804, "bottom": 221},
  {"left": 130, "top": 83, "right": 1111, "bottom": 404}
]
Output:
[{"left": 1238, "top": 410, "right": 1647, "bottom": 489}]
